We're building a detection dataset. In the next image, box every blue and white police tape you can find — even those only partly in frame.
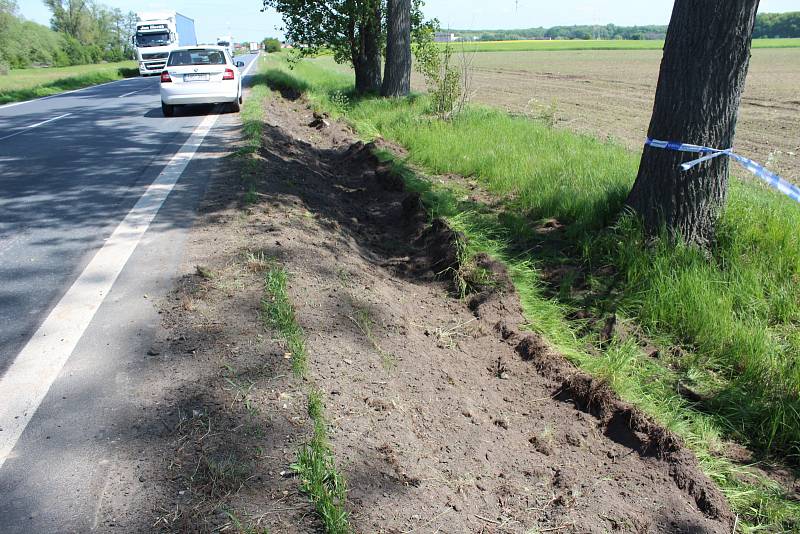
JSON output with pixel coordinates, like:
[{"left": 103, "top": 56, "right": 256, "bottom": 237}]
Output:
[{"left": 645, "top": 137, "right": 800, "bottom": 204}]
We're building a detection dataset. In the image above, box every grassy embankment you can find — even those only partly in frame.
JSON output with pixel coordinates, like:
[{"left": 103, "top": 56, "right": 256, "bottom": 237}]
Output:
[
  {"left": 238, "top": 70, "right": 351, "bottom": 533},
  {"left": 258, "top": 53, "right": 800, "bottom": 531},
  {"left": 443, "top": 37, "right": 800, "bottom": 52},
  {"left": 238, "top": 63, "right": 271, "bottom": 204},
  {"left": 0, "top": 61, "right": 138, "bottom": 104}
]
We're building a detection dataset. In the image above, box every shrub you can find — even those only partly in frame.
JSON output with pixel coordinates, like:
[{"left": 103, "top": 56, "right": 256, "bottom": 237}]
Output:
[
  {"left": 61, "top": 35, "right": 91, "bottom": 65},
  {"left": 413, "top": 34, "right": 471, "bottom": 120},
  {"left": 104, "top": 46, "right": 127, "bottom": 62},
  {"left": 52, "top": 48, "right": 71, "bottom": 67},
  {"left": 263, "top": 37, "right": 281, "bottom": 53},
  {"left": 86, "top": 44, "right": 104, "bottom": 63}
]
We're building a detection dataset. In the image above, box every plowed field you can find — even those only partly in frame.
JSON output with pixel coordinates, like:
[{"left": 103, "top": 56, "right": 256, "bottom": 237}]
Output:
[{"left": 410, "top": 48, "right": 800, "bottom": 183}]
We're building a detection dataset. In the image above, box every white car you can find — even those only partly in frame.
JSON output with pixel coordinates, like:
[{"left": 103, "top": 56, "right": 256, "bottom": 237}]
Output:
[{"left": 160, "top": 45, "right": 244, "bottom": 116}]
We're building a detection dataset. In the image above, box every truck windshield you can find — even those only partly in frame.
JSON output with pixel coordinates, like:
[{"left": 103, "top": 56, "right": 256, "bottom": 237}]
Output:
[{"left": 136, "top": 32, "right": 170, "bottom": 47}]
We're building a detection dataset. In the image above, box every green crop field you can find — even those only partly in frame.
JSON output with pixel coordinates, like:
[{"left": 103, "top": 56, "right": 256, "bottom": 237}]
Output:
[
  {"left": 0, "top": 61, "right": 138, "bottom": 104},
  {"left": 439, "top": 37, "right": 800, "bottom": 52}
]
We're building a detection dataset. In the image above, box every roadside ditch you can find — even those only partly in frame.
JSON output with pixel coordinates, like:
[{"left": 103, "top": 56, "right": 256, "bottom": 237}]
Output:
[
  {"left": 96, "top": 78, "right": 744, "bottom": 532},
  {"left": 174, "top": 87, "right": 733, "bottom": 532}
]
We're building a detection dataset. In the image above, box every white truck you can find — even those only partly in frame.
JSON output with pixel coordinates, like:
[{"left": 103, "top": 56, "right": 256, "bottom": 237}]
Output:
[
  {"left": 249, "top": 42, "right": 260, "bottom": 53},
  {"left": 216, "top": 36, "right": 235, "bottom": 57},
  {"left": 134, "top": 12, "right": 197, "bottom": 76}
]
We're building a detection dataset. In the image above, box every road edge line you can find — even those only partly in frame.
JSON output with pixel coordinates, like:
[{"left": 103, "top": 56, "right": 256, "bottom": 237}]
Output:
[
  {"left": 0, "top": 112, "right": 219, "bottom": 470},
  {"left": 241, "top": 52, "right": 260, "bottom": 78}
]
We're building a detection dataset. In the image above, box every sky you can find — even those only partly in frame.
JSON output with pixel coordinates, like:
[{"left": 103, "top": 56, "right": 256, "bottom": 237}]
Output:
[{"left": 16, "top": 0, "right": 800, "bottom": 43}]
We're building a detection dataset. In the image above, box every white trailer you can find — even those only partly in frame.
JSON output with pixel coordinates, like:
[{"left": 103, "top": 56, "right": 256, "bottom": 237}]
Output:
[
  {"left": 134, "top": 12, "right": 197, "bottom": 76},
  {"left": 249, "top": 42, "right": 260, "bottom": 53}
]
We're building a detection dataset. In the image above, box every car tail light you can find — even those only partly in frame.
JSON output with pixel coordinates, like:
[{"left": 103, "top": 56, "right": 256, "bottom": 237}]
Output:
[
  {"left": 223, "top": 68, "right": 235, "bottom": 80},
  {"left": 160, "top": 71, "right": 172, "bottom": 83}
]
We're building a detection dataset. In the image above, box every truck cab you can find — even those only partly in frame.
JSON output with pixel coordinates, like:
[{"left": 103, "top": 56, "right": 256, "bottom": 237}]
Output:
[
  {"left": 134, "top": 12, "right": 196, "bottom": 76},
  {"left": 216, "top": 36, "right": 235, "bottom": 58}
]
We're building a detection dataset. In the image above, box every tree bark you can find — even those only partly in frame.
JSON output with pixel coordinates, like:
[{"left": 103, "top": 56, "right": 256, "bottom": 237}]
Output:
[
  {"left": 381, "top": 0, "right": 411, "bottom": 97},
  {"left": 625, "top": 0, "right": 760, "bottom": 245},
  {"left": 353, "top": 0, "right": 382, "bottom": 94}
]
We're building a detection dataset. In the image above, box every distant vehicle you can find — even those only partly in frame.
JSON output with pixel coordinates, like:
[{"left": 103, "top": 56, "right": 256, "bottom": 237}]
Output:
[
  {"left": 160, "top": 46, "right": 245, "bottom": 117},
  {"left": 216, "top": 35, "right": 235, "bottom": 57},
  {"left": 134, "top": 12, "right": 197, "bottom": 76},
  {"left": 249, "top": 42, "right": 260, "bottom": 53}
]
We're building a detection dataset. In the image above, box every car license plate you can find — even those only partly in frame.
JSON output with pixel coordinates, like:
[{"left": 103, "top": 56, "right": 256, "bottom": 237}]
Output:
[{"left": 184, "top": 73, "right": 210, "bottom": 82}]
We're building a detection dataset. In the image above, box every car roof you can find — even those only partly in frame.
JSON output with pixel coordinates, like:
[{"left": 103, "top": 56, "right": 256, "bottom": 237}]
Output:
[{"left": 169, "top": 45, "right": 227, "bottom": 52}]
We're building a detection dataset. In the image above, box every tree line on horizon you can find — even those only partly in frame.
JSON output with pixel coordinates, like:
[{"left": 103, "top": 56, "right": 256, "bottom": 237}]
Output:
[
  {"left": 451, "top": 11, "right": 800, "bottom": 41},
  {"left": 0, "top": 0, "right": 135, "bottom": 72}
]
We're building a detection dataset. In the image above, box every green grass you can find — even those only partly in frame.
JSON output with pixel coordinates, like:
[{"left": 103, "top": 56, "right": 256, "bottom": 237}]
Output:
[
  {"left": 241, "top": 74, "right": 268, "bottom": 151},
  {"left": 238, "top": 59, "right": 270, "bottom": 204},
  {"left": 292, "top": 390, "right": 352, "bottom": 534},
  {"left": 0, "top": 61, "right": 138, "bottom": 104},
  {"left": 261, "top": 265, "right": 308, "bottom": 378},
  {"left": 258, "top": 53, "right": 800, "bottom": 531},
  {"left": 259, "top": 262, "right": 351, "bottom": 533},
  {"left": 247, "top": 65, "right": 350, "bottom": 533},
  {"left": 438, "top": 38, "right": 800, "bottom": 53},
  {"left": 751, "top": 37, "right": 800, "bottom": 48}
]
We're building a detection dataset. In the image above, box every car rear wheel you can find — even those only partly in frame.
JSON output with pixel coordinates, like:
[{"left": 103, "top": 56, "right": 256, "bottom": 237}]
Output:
[
  {"left": 161, "top": 102, "right": 174, "bottom": 117},
  {"left": 229, "top": 98, "right": 241, "bottom": 113}
]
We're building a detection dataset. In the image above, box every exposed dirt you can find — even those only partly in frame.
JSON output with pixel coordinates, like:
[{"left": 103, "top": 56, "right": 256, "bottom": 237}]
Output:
[
  {"left": 92, "top": 160, "right": 319, "bottom": 532},
  {"left": 97, "top": 91, "right": 738, "bottom": 532},
  {"left": 233, "top": 93, "right": 732, "bottom": 532}
]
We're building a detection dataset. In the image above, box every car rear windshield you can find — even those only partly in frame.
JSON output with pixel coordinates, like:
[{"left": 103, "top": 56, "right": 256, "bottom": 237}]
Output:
[{"left": 167, "top": 49, "right": 227, "bottom": 66}]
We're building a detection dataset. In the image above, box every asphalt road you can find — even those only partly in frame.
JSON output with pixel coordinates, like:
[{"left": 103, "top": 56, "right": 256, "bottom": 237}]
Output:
[{"left": 0, "top": 53, "right": 260, "bottom": 532}]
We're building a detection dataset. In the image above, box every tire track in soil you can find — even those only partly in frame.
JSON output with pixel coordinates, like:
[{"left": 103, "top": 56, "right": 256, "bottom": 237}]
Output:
[
  {"left": 94, "top": 89, "right": 736, "bottom": 533},
  {"left": 241, "top": 92, "right": 734, "bottom": 533}
]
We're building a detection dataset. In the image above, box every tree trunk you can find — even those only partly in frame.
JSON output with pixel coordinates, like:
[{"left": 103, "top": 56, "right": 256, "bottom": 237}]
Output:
[
  {"left": 353, "top": 0, "right": 382, "bottom": 94},
  {"left": 625, "top": 0, "right": 759, "bottom": 245},
  {"left": 381, "top": 0, "right": 411, "bottom": 97}
]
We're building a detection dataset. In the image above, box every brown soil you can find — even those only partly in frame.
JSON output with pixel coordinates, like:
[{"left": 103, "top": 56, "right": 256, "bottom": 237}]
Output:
[
  {"left": 243, "top": 94, "right": 734, "bottom": 532},
  {"left": 99, "top": 91, "right": 737, "bottom": 533},
  {"left": 93, "top": 160, "right": 319, "bottom": 532}
]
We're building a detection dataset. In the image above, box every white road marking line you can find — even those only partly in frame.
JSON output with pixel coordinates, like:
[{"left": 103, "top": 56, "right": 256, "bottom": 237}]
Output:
[
  {"left": 241, "top": 53, "right": 260, "bottom": 77},
  {"left": 0, "top": 78, "right": 143, "bottom": 110},
  {"left": 0, "top": 113, "right": 72, "bottom": 141},
  {"left": 28, "top": 113, "right": 72, "bottom": 129},
  {"left": 0, "top": 226, "right": 27, "bottom": 255},
  {"left": 118, "top": 88, "right": 148, "bottom": 98},
  {"left": 242, "top": 52, "right": 261, "bottom": 78},
  {"left": 0, "top": 111, "right": 219, "bottom": 470}
]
